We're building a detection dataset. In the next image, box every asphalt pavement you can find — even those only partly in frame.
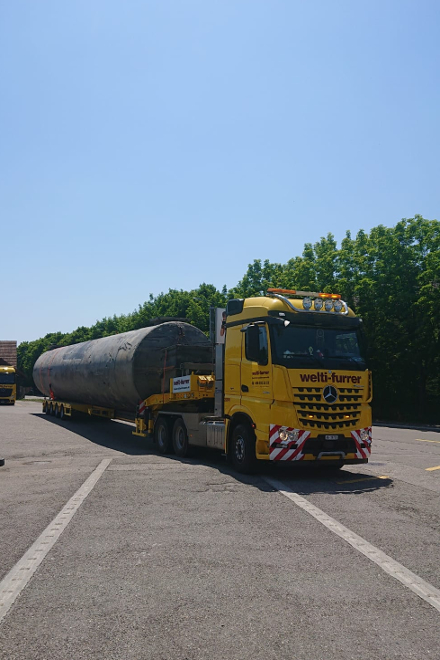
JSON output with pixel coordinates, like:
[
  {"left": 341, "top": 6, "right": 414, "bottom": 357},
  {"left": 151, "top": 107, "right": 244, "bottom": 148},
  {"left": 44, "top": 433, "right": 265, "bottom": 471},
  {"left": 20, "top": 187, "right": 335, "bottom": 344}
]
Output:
[{"left": 0, "top": 401, "right": 439, "bottom": 659}]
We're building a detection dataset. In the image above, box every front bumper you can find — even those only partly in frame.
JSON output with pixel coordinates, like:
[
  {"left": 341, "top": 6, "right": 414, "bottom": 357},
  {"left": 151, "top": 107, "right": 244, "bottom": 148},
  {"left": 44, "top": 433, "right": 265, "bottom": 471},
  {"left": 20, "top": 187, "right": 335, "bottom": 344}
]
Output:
[{"left": 269, "top": 424, "right": 372, "bottom": 462}]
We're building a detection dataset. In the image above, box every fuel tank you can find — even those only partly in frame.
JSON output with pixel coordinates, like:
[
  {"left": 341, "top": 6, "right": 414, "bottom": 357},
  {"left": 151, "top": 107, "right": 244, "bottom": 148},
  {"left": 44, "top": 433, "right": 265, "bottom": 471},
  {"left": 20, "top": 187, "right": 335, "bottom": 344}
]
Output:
[{"left": 33, "top": 322, "right": 213, "bottom": 411}]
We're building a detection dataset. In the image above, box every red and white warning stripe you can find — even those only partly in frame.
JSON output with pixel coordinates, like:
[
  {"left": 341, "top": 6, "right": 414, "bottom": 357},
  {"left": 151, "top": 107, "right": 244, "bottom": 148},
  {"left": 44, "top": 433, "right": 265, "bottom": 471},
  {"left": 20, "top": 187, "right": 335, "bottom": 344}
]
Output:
[
  {"left": 138, "top": 400, "right": 146, "bottom": 417},
  {"left": 269, "top": 425, "right": 311, "bottom": 461},
  {"left": 350, "top": 427, "right": 372, "bottom": 459}
]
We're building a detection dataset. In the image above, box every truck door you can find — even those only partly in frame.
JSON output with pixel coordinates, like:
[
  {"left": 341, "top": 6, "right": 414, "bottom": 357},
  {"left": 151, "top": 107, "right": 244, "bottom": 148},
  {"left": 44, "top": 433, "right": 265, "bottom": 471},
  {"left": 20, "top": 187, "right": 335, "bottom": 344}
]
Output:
[{"left": 240, "top": 323, "right": 273, "bottom": 424}]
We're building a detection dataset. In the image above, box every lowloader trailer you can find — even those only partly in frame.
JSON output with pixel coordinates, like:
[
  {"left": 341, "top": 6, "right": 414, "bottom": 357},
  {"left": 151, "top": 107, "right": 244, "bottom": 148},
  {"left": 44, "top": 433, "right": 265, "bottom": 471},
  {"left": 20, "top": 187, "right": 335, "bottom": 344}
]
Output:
[{"left": 34, "top": 290, "right": 372, "bottom": 473}]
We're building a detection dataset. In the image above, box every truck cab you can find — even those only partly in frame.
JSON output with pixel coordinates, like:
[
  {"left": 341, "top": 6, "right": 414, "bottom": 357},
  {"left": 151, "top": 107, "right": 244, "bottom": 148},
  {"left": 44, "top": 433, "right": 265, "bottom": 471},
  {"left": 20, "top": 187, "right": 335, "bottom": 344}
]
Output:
[
  {"left": 0, "top": 366, "right": 16, "bottom": 405},
  {"left": 224, "top": 290, "right": 372, "bottom": 471}
]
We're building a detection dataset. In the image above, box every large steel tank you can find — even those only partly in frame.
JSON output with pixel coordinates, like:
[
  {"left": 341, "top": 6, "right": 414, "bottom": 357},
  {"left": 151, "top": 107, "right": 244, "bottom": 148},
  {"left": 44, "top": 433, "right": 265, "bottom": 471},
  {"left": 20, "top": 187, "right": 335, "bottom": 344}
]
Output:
[{"left": 33, "top": 322, "right": 212, "bottom": 411}]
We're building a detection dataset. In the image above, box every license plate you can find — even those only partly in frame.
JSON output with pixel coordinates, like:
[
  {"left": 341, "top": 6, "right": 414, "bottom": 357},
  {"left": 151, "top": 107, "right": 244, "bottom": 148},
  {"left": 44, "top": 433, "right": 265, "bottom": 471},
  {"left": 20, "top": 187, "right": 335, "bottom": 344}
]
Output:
[{"left": 325, "top": 435, "right": 338, "bottom": 440}]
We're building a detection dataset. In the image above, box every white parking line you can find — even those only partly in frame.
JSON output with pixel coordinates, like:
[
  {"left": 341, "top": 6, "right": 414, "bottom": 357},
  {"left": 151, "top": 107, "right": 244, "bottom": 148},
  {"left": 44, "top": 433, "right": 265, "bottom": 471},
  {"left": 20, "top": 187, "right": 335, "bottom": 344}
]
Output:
[
  {"left": 265, "top": 477, "right": 440, "bottom": 614},
  {"left": 0, "top": 458, "right": 112, "bottom": 624}
]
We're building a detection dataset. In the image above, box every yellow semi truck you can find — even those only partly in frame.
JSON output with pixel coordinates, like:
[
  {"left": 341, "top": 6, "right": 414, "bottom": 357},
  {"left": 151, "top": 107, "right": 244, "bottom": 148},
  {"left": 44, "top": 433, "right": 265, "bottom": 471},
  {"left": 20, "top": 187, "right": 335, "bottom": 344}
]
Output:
[
  {"left": 35, "top": 289, "right": 372, "bottom": 472},
  {"left": 0, "top": 366, "right": 16, "bottom": 405}
]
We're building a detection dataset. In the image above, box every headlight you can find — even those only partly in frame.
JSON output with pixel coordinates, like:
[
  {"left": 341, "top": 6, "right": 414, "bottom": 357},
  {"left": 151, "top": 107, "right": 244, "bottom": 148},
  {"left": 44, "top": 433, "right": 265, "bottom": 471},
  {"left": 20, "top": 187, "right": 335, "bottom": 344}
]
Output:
[
  {"left": 288, "top": 429, "right": 300, "bottom": 443},
  {"left": 360, "top": 428, "right": 370, "bottom": 442},
  {"left": 333, "top": 300, "right": 343, "bottom": 313},
  {"left": 278, "top": 429, "right": 300, "bottom": 444},
  {"left": 314, "top": 298, "right": 323, "bottom": 311},
  {"left": 303, "top": 297, "right": 312, "bottom": 311},
  {"left": 324, "top": 299, "right": 333, "bottom": 311}
]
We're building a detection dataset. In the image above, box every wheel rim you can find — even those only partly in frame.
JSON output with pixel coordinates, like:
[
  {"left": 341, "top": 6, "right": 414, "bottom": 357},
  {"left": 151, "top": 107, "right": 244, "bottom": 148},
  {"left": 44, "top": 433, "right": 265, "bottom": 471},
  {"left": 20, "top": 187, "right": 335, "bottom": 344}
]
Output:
[
  {"left": 235, "top": 434, "right": 245, "bottom": 463},
  {"left": 158, "top": 424, "right": 167, "bottom": 449},
  {"left": 175, "top": 427, "right": 185, "bottom": 451}
]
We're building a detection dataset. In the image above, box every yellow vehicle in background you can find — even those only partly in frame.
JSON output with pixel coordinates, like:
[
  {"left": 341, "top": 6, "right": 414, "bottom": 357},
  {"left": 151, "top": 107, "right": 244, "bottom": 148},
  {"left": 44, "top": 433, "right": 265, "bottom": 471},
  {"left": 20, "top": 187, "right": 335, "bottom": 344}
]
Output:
[{"left": 0, "top": 366, "right": 16, "bottom": 405}]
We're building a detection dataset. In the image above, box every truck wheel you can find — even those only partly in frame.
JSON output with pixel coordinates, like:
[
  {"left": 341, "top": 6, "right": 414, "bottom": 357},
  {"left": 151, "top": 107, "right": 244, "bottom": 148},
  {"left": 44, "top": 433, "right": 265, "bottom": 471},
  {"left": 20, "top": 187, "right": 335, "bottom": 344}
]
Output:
[
  {"left": 172, "top": 418, "right": 191, "bottom": 458},
  {"left": 49, "top": 402, "right": 55, "bottom": 416},
  {"left": 44, "top": 401, "right": 50, "bottom": 414},
  {"left": 230, "top": 423, "right": 256, "bottom": 474},
  {"left": 59, "top": 405, "right": 65, "bottom": 420},
  {"left": 155, "top": 417, "right": 173, "bottom": 454},
  {"left": 54, "top": 403, "right": 59, "bottom": 418}
]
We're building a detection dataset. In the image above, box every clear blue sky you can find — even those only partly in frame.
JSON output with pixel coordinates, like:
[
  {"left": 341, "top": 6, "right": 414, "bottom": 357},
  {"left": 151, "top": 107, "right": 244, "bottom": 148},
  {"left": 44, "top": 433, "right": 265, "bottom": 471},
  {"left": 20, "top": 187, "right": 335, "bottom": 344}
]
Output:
[{"left": 1, "top": 0, "right": 439, "bottom": 344}]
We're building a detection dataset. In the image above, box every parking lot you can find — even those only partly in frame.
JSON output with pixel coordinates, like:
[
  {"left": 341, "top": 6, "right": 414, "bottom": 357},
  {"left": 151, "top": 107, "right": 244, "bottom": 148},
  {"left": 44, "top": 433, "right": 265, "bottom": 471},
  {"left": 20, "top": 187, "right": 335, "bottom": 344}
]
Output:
[{"left": 1, "top": 401, "right": 439, "bottom": 659}]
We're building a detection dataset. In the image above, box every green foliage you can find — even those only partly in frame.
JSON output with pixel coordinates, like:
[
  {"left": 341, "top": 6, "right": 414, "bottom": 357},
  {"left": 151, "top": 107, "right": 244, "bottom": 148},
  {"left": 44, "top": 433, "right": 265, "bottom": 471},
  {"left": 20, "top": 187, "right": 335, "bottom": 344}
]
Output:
[
  {"left": 231, "top": 259, "right": 284, "bottom": 298},
  {"left": 18, "top": 216, "right": 440, "bottom": 422}
]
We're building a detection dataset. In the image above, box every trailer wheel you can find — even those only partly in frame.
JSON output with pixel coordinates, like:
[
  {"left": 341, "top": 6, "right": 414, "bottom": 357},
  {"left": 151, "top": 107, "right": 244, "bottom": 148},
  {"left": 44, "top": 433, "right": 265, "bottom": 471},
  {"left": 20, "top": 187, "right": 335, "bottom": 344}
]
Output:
[
  {"left": 155, "top": 417, "right": 173, "bottom": 454},
  {"left": 44, "top": 401, "right": 49, "bottom": 414},
  {"left": 49, "top": 402, "right": 55, "bottom": 416},
  {"left": 172, "top": 418, "right": 191, "bottom": 458},
  {"left": 230, "top": 423, "right": 257, "bottom": 474},
  {"left": 54, "top": 403, "right": 59, "bottom": 418},
  {"left": 59, "top": 405, "right": 65, "bottom": 420}
]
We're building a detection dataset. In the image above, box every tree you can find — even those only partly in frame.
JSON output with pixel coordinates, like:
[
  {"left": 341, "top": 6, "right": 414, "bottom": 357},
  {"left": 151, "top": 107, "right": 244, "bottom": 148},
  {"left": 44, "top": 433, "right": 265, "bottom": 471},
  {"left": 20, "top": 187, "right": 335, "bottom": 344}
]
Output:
[{"left": 17, "top": 216, "right": 440, "bottom": 422}]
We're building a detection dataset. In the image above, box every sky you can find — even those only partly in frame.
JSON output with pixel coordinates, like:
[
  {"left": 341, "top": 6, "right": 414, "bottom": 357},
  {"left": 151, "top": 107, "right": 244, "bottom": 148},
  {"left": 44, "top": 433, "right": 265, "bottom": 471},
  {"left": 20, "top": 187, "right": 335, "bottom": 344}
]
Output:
[{"left": 1, "top": 0, "right": 439, "bottom": 344}]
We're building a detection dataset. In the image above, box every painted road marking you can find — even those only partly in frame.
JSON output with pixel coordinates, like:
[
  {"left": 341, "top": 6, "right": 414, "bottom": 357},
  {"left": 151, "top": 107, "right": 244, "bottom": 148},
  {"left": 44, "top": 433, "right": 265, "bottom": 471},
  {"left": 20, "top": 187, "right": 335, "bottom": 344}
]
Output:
[
  {"left": 425, "top": 465, "right": 440, "bottom": 472},
  {"left": 336, "top": 475, "right": 390, "bottom": 485},
  {"left": 265, "top": 477, "right": 440, "bottom": 614},
  {"left": 0, "top": 458, "right": 112, "bottom": 624},
  {"left": 416, "top": 439, "right": 440, "bottom": 444}
]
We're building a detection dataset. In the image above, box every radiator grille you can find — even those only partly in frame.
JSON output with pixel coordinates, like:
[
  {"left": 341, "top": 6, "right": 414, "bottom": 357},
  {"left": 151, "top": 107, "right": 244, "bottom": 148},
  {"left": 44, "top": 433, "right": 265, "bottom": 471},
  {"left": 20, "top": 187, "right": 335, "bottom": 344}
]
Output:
[
  {"left": 0, "top": 388, "right": 13, "bottom": 397},
  {"left": 293, "top": 386, "right": 363, "bottom": 430}
]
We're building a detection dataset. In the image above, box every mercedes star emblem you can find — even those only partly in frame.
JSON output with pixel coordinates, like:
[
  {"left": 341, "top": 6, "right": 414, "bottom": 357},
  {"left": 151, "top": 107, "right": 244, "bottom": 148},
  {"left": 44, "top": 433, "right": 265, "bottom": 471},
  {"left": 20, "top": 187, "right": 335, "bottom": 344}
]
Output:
[{"left": 323, "top": 385, "right": 338, "bottom": 404}]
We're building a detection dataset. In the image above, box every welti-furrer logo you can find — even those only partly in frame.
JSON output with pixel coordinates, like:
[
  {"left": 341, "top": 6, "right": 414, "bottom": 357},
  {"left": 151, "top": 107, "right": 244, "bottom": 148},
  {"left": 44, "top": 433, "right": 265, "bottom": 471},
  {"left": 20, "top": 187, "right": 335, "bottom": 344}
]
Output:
[{"left": 323, "top": 385, "right": 338, "bottom": 404}]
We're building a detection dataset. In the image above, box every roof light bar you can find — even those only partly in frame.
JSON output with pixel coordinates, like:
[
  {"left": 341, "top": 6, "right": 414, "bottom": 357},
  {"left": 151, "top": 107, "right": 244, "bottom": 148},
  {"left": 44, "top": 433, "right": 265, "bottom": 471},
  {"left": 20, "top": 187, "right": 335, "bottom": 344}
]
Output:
[
  {"left": 267, "top": 288, "right": 297, "bottom": 295},
  {"left": 319, "top": 293, "right": 341, "bottom": 300},
  {"left": 267, "top": 288, "right": 341, "bottom": 300},
  {"left": 267, "top": 288, "right": 348, "bottom": 315}
]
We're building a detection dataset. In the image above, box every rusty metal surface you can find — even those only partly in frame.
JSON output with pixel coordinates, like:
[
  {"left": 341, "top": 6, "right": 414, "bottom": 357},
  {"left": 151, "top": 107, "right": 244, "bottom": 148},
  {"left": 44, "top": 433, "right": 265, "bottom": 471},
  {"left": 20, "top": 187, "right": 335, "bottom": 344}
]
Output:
[{"left": 33, "top": 323, "right": 212, "bottom": 412}]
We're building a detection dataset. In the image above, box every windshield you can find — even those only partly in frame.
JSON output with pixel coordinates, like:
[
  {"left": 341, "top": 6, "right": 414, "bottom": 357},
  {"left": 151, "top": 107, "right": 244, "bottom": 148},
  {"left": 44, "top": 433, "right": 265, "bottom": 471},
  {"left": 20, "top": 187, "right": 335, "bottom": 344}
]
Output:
[
  {"left": 270, "top": 324, "right": 366, "bottom": 371},
  {"left": 0, "top": 374, "right": 15, "bottom": 384}
]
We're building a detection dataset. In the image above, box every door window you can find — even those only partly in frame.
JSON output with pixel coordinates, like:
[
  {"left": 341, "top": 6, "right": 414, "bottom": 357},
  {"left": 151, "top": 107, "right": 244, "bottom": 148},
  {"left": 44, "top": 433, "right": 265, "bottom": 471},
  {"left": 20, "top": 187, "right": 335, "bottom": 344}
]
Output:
[{"left": 245, "top": 325, "right": 268, "bottom": 365}]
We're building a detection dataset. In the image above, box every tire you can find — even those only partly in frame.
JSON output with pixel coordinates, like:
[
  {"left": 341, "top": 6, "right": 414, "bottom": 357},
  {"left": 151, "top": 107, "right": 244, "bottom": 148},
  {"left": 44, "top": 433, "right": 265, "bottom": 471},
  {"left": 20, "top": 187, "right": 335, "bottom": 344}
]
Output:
[
  {"left": 172, "top": 418, "right": 191, "bottom": 458},
  {"left": 54, "top": 403, "right": 59, "bottom": 418},
  {"left": 45, "top": 401, "right": 50, "bottom": 415},
  {"left": 49, "top": 402, "right": 55, "bottom": 416},
  {"left": 154, "top": 417, "right": 173, "bottom": 454},
  {"left": 59, "top": 405, "right": 65, "bottom": 420},
  {"left": 230, "top": 423, "right": 256, "bottom": 474}
]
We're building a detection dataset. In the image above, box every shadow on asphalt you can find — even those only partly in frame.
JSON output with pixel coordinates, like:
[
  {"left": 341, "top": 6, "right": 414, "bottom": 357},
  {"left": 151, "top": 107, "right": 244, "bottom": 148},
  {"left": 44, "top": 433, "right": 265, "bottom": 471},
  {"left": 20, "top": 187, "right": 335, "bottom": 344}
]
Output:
[
  {"left": 33, "top": 413, "right": 149, "bottom": 455},
  {"left": 33, "top": 413, "right": 393, "bottom": 495}
]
